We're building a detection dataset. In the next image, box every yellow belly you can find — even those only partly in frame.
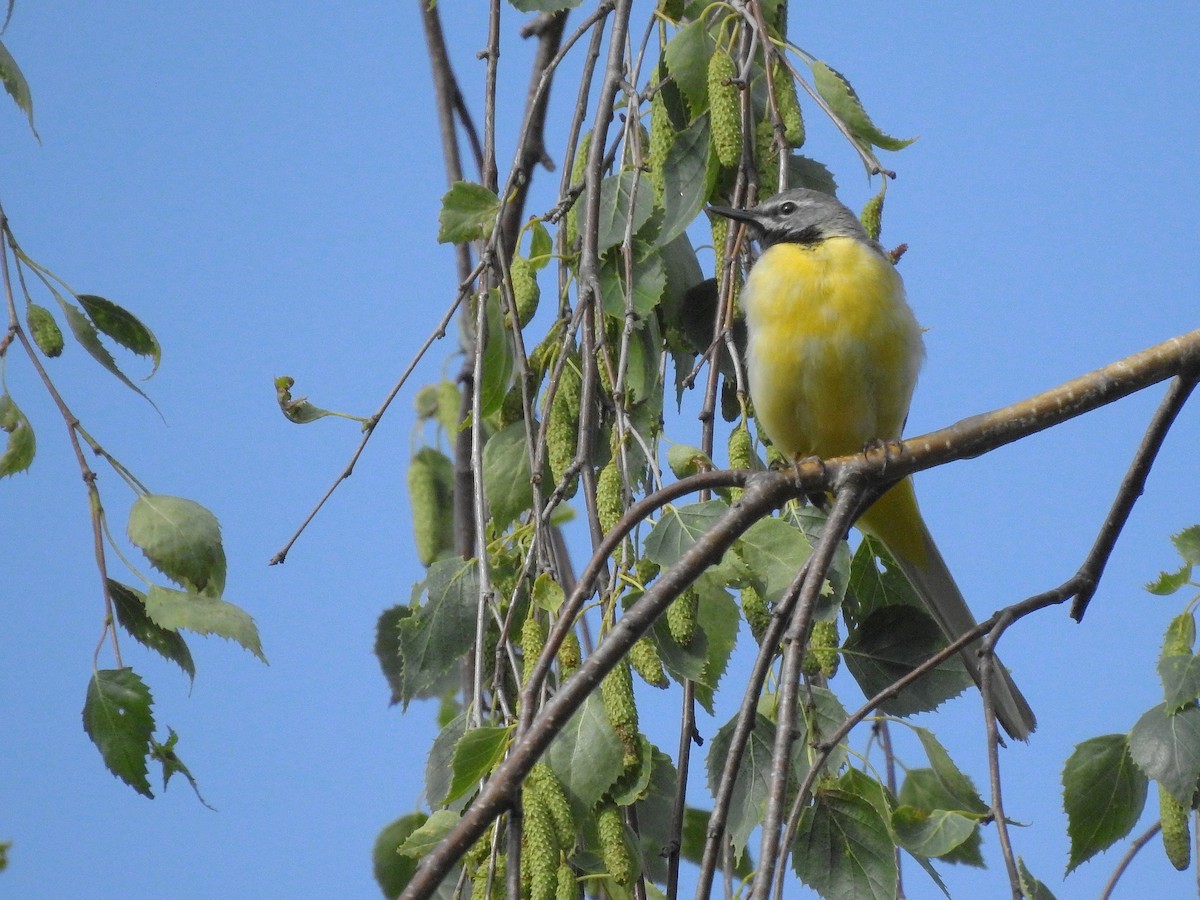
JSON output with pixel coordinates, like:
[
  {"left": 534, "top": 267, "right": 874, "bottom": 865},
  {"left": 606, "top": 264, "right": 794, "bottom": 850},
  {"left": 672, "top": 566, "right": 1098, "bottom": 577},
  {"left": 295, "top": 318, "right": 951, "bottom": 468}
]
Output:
[{"left": 743, "top": 237, "right": 924, "bottom": 459}]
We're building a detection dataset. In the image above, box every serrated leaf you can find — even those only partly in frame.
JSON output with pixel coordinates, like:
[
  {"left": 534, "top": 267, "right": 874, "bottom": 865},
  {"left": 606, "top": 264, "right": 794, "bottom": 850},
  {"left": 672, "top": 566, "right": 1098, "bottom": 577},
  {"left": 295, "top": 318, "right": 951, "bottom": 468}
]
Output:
[
  {"left": 656, "top": 115, "right": 716, "bottom": 247},
  {"left": 397, "top": 808, "right": 460, "bottom": 858},
  {"left": 662, "top": 20, "right": 715, "bottom": 118},
  {"left": 842, "top": 606, "right": 971, "bottom": 716},
  {"left": 149, "top": 728, "right": 212, "bottom": 808},
  {"left": 56, "top": 297, "right": 159, "bottom": 409},
  {"left": 546, "top": 691, "right": 625, "bottom": 815},
  {"left": 1017, "top": 858, "right": 1058, "bottom": 900},
  {"left": 914, "top": 727, "right": 989, "bottom": 816},
  {"left": 1174, "top": 526, "right": 1200, "bottom": 565},
  {"left": 597, "top": 171, "right": 655, "bottom": 253},
  {"left": 0, "top": 38, "right": 36, "bottom": 138},
  {"left": 892, "top": 806, "right": 976, "bottom": 858},
  {"left": 1160, "top": 654, "right": 1200, "bottom": 712},
  {"left": 1128, "top": 701, "right": 1200, "bottom": 804},
  {"left": 1147, "top": 564, "right": 1192, "bottom": 595},
  {"left": 599, "top": 245, "right": 666, "bottom": 319},
  {"left": 792, "top": 778, "right": 899, "bottom": 900},
  {"left": 627, "top": 747, "right": 686, "bottom": 885},
  {"left": 531, "top": 572, "right": 564, "bottom": 613},
  {"left": 397, "top": 559, "right": 480, "bottom": 708},
  {"left": 479, "top": 288, "right": 514, "bottom": 418},
  {"left": 679, "top": 807, "right": 755, "bottom": 879},
  {"left": 482, "top": 420, "right": 535, "bottom": 531},
  {"left": 1062, "top": 734, "right": 1148, "bottom": 872},
  {"left": 897, "top": 769, "right": 983, "bottom": 868},
  {"left": 144, "top": 585, "right": 267, "bottom": 662},
  {"left": 373, "top": 812, "right": 428, "bottom": 898},
  {"left": 109, "top": 580, "right": 195, "bottom": 682},
  {"left": 0, "top": 391, "right": 35, "bottom": 477},
  {"left": 737, "top": 517, "right": 813, "bottom": 603},
  {"left": 127, "top": 494, "right": 227, "bottom": 597},
  {"left": 1162, "top": 613, "right": 1197, "bottom": 659},
  {"left": 693, "top": 576, "right": 738, "bottom": 714},
  {"left": 426, "top": 713, "right": 468, "bottom": 813},
  {"left": 808, "top": 59, "right": 916, "bottom": 152},
  {"left": 643, "top": 499, "right": 729, "bottom": 568},
  {"left": 847, "top": 535, "right": 922, "bottom": 622},
  {"left": 82, "top": 668, "right": 154, "bottom": 796},
  {"left": 374, "top": 604, "right": 411, "bottom": 705},
  {"left": 76, "top": 294, "right": 160, "bottom": 375},
  {"left": 437, "top": 181, "right": 500, "bottom": 244},
  {"left": 442, "top": 725, "right": 512, "bottom": 805}
]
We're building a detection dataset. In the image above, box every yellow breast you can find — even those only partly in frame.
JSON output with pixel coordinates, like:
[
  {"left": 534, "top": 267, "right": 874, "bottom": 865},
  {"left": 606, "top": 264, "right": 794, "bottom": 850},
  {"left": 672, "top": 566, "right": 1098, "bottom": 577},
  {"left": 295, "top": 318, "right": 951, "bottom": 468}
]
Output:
[{"left": 743, "top": 236, "right": 924, "bottom": 459}]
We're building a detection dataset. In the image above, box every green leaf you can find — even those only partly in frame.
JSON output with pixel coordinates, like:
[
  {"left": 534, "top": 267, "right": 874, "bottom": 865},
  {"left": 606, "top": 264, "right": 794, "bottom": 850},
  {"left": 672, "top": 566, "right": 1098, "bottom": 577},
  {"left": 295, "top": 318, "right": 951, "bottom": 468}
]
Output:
[
  {"left": 665, "top": 444, "right": 713, "bottom": 479},
  {"left": 1128, "top": 701, "right": 1200, "bottom": 804},
  {"left": 482, "top": 420, "right": 535, "bottom": 531},
  {"left": 26, "top": 302, "right": 63, "bottom": 357},
  {"left": 127, "top": 494, "right": 227, "bottom": 597},
  {"left": 643, "top": 499, "right": 729, "bottom": 568},
  {"left": 1160, "top": 654, "right": 1200, "bottom": 712},
  {"left": 842, "top": 606, "right": 971, "bottom": 717},
  {"left": 597, "top": 171, "right": 655, "bottom": 253},
  {"left": 109, "top": 580, "right": 195, "bottom": 682},
  {"left": 1062, "top": 734, "right": 1148, "bottom": 873},
  {"left": 144, "top": 585, "right": 267, "bottom": 662},
  {"left": 546, "top": 691, "right": 625, "bottom": 815},
  {"left": 679, "top": 807, "right": 754, "bottom": 879},
  {"left": 846, "top": 535, "right": 922, "bottom": 622},
  {"left": 792, "top": 777, "right": 899, "bottom": 899},
  {"left": 149, "top": 728, "right": 212, "bottom": 808},
  {"left": 0, "top": 38, "right": 36, "bottom": 138},
  {"left": 892, "top": 806, "right": 976, "bottom": 858},
  {"left": 479, "top": 288, "right": 514, "bottom": 418},
  {"left": 627, "top": 747, "right": 687, "bottom": 885},
  {"left": 437, "top": 181, "right": 500, "bottom": 244},
  {"left": 426, "top": 713, "right": 468, "bottom": 813},
  {"left": 1162, "top": 613, "right": 1197, "bottom": 659},
  {"left": 373, "top": 812, "right": 428, "bottom": 898},
  {"left": 527, "top": 219, "right": 553, "bottom": 267},
  {"left": 397, "top": 559, "right": 479, "bottom": 708},
  {"left": 0, "top": 391, "right": 35, "bottom": 477},
  {"left": 1017, "top": 858, "right": 1058, "bottom": 900},
  {"left": 397, "top": 808, "right": 460, "bottom": 858},
  {"left": 913, "top": 727, "right": 989, "bottom": 816},
  {"left": 737, "top": 517, "right": 814, "bottom": 603},
  {"left": 808, "top": 59, "right": 916, "bottom": 152},
  {"left": 897, "top": 769, "right": 984, "bottom": 868},
  {"left": 56, "top": 297, "right": 159, "bottom": 409},
  {"left": 273, "top": 375, "right": 337, "bottom": 424},
  {"left": 662, "top": 19, "right": 715, "bottom": 118},
  {"left": 1147, "top": 564, "right": 1192, "bottom": 595},
  {"left": 76, "top": 294, "right": 160, "bottom": 375},
  {"left": 656, "top": 115, "right": 716, "bottom": 247},
  {"left": 531, "top": 572, "right": 564, "bottom": 613},
  {"left": 1174, "top": 525, "right": 1200, "bottom": 565},
  {"left": 443, "top": 725, "right": 512, "bottom": 805},
  {"left": 374, "top": 604, "right": 411, "bottom": 705},
  {"left": 693, "top": 576, "right": 739, "bottom": 714},
  {"left": 599, "top": 245, "right": 666, "bottom": 319},
  {"left": 82, "top": 668, "right": 155, "bottom": 797}
]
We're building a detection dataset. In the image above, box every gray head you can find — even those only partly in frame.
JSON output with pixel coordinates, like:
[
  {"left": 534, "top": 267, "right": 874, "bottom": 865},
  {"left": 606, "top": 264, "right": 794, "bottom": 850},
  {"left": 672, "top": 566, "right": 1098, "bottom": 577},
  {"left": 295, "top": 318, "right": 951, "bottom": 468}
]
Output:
[{"left": 709, "top": 188, "right": 870, "bottom": 249}]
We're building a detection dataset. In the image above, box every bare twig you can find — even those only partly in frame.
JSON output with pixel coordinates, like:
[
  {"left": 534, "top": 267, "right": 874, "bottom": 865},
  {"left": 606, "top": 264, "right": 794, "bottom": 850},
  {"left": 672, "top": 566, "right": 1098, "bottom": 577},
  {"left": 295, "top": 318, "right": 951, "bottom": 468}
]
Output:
[{"left": 1100, "top": 821, "right": 1162, "bottom": 900}]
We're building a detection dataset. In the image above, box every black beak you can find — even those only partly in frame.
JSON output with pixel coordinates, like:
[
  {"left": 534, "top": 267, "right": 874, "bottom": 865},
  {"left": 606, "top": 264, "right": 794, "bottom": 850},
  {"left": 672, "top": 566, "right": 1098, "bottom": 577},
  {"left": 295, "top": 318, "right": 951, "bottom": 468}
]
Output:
[{"left": 707, "top": 204, "right": 758, "bottom": 225}]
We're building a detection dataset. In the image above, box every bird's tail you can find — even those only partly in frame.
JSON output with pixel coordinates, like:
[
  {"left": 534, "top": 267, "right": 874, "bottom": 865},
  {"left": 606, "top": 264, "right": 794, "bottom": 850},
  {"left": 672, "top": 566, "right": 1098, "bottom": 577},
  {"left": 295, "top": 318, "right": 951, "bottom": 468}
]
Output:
[{"left": 857, "top": 479, "right": 1037, "bottom": 741}]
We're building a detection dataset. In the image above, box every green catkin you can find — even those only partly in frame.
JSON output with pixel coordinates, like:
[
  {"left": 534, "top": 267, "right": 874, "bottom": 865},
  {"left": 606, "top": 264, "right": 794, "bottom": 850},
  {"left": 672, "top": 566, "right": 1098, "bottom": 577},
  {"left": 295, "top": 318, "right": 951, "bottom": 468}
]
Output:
[
  {"left": 600, "top": 659, "right": 640, "bottom": 768},
  {"left": 529, "top": 763, "right": 575, "bottom": 849},
  {"left": 546, "top": 361, "right": 582, "bottom": 498},
  {"left": 522, "top": 784, "right": 560, "bottom": 900},
  {"left": 471, "top": 854, "right": 505, "bottom": 900},
  {"left": 510, "top": 255, "right": 540, "bottom": 328},
  {"left": 754, "top": 118, "right": 779, "bottom": 198},
  {"left": 26, "top": 304, "right": 63, "bottom": 357},
  {"left": 741, "top": 583, "right": 770, "bottom": 644},
  {"left": 406, "top": 448, "right": 455, "bottom": 566},
  {"left": 596, "top": 803, "right": 634, "bottom": 887},
  {"left": 860, "top": 190, "right": 885, "bottom": 242},
  {"left": 557, "top": 628, "right": 581, "bottom": 676},
  {"left": 633, "top": 556, "right": 660, "bottom": 587},
  {"left": 803, "top": 619, "right": 840, "bottom": 678},
  {"left": 707, "top": 49, "right": 742, "bottom": 168},
  {"left": 555, "top": 860, "right": 581, "bottom": 900},
  {"left": 648, "top": 90, "right": 673, "bottom": 200},
  {"left": 1159, "top": 783, "right": 1192, "bottom": 871},
  {"left": 771, "top": 59, "right": 805, "bottom": 148},
  {"left": 522, "top": 614, "right": 547, "bottom": 687},
  {"left": 596, "top": 460, "right": 624, "bottom": 535},
  {"left": 630, "top": 636, "right": 669, "bottom": 688},
  {"left": 667, "top": 586, "right": 699, "bottom": 646},
  {"left": 565, "top": 131, "right": 592, "bottom": 248}
]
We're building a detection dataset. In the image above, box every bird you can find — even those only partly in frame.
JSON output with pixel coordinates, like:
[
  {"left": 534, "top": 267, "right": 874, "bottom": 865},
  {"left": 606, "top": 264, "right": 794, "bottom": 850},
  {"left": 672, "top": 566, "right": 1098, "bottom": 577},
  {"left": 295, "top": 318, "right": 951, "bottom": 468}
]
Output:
[{"left": 709, "top": 187, "right": 1036, "bottom": 740}]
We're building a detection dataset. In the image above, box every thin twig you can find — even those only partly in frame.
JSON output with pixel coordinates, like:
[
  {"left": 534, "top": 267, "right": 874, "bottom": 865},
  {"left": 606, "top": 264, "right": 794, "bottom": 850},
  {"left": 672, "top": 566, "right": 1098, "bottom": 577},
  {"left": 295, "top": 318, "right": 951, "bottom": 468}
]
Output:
[{"left": 1100, "top": 821, "right": 1162, "bottom": 900}]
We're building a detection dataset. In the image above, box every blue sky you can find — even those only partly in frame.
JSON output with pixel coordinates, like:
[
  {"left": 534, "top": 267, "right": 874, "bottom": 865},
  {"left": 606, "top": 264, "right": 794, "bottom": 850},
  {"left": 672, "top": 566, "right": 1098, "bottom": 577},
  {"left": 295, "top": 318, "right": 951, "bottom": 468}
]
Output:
[{"left": 2, "top": 3, "right": 1198, "bottom": 898}]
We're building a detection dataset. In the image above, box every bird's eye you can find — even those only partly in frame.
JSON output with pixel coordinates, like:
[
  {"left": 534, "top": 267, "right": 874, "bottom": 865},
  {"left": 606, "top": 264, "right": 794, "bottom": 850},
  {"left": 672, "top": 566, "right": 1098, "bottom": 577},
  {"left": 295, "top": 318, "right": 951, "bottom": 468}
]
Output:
[{"left": 778, "top": 201, "right": 797, "bottom": 215}]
